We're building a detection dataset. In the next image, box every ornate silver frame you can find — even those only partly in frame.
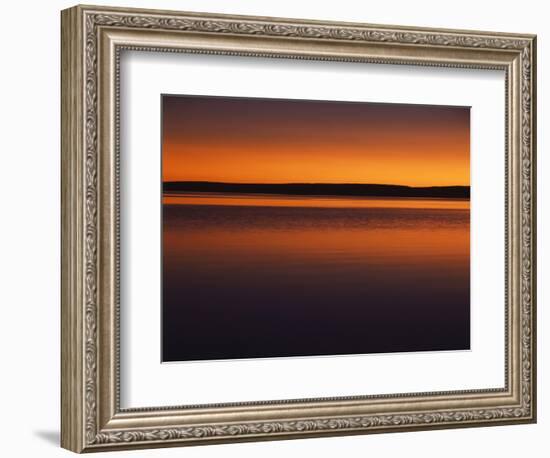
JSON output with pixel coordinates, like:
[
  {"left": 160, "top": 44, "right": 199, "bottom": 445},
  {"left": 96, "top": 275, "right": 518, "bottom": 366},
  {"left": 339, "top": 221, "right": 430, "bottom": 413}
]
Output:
[{"left": 61, "top": 4, "right": 537, "bottom": 453}]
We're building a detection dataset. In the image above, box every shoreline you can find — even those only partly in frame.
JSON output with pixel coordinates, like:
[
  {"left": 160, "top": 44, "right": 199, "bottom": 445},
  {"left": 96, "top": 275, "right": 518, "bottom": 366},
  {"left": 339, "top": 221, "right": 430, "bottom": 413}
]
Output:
[{"left": 163, "top": 181, "right": 470, "bottom": 199}]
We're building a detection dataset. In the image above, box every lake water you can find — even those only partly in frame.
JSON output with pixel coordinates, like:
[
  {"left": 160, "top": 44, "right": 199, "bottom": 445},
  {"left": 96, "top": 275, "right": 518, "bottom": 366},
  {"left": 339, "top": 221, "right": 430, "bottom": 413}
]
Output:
[{"left": 162, "top": 193, "right": 470, "bottom": 362}]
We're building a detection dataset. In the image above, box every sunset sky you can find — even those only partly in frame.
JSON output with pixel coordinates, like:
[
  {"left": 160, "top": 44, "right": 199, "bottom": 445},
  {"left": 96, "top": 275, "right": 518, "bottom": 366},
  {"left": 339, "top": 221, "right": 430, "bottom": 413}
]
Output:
[{"left": 162, "top": 95, "right": 470, "bottom": 187}]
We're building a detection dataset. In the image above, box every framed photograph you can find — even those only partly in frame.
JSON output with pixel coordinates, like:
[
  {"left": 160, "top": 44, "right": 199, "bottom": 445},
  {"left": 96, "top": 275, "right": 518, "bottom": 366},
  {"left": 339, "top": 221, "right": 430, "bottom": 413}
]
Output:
[{"left": 61, "top": 4, "right": 537, "bottom": 453}]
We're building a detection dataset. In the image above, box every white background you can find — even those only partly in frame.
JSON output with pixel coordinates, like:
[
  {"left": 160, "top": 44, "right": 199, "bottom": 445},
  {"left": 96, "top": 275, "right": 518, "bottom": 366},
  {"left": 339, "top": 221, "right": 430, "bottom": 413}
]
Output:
[
  {"left": 0, "top": 1, "right": 546, "bottom": 457},
  {"left": 121, "top": 53, "right": 505, "bottom": 407}
]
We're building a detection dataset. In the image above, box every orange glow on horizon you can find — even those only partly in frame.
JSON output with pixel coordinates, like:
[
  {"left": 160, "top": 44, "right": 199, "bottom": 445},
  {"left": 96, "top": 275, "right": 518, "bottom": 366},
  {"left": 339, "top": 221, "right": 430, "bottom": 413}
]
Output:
[{"left": 162, "top": 96, "right": 470, "bottom": 187}]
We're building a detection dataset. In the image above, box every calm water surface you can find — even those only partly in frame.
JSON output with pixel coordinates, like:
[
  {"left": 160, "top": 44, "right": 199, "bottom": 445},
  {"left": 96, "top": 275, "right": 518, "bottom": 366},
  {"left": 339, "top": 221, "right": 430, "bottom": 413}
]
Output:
[{"left": 162, "top": 193, "right": 470, "bottom": 362}]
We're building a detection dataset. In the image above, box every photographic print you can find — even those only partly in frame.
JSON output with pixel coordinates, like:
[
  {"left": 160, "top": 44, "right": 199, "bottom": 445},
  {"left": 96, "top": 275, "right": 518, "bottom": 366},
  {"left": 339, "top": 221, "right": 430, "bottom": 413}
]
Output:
[
  {"left": 161, "top": 95, "right": 471, "bottom": 362},
  {"left": 61, "top": 7, "right": 536, "bottom": 450}
]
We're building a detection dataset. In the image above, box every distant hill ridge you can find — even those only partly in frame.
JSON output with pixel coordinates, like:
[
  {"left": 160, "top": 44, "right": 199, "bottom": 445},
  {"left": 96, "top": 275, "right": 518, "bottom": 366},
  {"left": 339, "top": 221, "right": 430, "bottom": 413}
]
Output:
[{"left": 163, "top": 181, "right": 470, "bottom": 199}]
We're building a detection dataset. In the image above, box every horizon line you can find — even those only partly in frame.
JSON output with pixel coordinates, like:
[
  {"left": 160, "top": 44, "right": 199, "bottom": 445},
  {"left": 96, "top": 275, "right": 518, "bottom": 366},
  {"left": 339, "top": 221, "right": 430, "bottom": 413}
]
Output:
[{"left": 162, "top": 180, "right": 470, "bottom": 189}]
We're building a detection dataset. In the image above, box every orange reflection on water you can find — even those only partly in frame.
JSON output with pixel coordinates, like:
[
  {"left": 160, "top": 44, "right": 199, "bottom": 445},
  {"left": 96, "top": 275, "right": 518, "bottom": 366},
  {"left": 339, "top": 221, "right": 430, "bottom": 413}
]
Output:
[
  {"left": 164, "top": 223, "right": 469, "bottom": 268},
  {"left": 164, "top": 228, "right": 470, "bottom": 276},
  {"left": 162, "top": 198, "right": 471, "bottom": 360},
  {"left": 163, "top": 193, "right": 470, "bottom": 210}
]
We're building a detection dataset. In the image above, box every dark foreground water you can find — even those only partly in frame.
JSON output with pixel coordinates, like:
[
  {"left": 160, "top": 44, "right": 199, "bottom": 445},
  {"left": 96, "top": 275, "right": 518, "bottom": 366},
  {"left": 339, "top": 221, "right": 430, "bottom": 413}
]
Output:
[{"left": 162, "top": 194, "right": 470, "bottom": 362}]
